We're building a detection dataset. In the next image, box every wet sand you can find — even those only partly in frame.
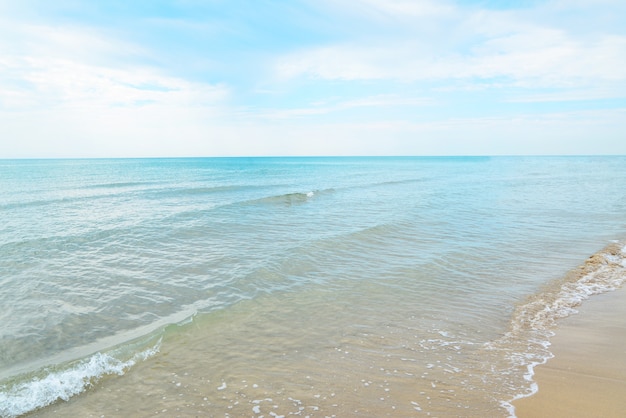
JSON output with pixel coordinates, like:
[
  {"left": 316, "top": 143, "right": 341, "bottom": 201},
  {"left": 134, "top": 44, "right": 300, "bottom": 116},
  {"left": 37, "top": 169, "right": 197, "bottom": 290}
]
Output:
[{"left": 513, "top": 284, "right": 626, "bottom": 417}]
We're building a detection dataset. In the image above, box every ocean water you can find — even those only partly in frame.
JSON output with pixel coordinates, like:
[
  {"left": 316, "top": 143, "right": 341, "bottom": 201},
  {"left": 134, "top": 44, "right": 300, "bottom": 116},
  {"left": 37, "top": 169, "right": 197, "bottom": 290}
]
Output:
[{"left": 1, "top": 156, "right": 625, "bottom": 417}]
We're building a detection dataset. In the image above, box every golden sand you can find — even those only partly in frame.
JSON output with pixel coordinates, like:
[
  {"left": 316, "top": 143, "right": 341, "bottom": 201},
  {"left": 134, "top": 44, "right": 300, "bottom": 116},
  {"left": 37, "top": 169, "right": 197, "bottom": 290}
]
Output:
[{"left": 513, "top": 285, "right": 626, "bottom": 417}]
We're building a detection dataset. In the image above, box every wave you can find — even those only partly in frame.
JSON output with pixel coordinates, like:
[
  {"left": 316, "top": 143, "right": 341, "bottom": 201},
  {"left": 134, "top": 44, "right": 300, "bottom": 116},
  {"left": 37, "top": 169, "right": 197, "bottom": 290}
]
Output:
[
  {"left": 0, "top": 188, "right": 144, "bottom": 211},
  {"left": 142, "top": 184, "right": 262, "bottom": 200},
  {"left": 82, "top": 181, "right": 160, "bottom": 190},
  {"left": 493, "top": 242, "right": 626, "bottom": 416},
  {"left": 173, "top": 185, "right": 251, "bottom": 195},
  {"left": 0, "top": 338, "right": 161, "bottom": 418},
  {"left": 244, "top": 189, "right": 335, "bottom": 206},
  {"left": 1, "top": 181, "right": 243, "bottom": 211},
  {"left": 1, "top": 181, "right": 166, "bottom": 211},
  {"left": 368, "top": 178, "right": 427, "bottom": 188}
]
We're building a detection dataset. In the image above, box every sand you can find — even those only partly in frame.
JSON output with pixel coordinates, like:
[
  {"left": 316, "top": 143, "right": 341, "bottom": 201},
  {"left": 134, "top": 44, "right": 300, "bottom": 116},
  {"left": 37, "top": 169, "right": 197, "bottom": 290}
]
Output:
[{"left": 513, "top": 284, "right": 626, "bottom": 417}]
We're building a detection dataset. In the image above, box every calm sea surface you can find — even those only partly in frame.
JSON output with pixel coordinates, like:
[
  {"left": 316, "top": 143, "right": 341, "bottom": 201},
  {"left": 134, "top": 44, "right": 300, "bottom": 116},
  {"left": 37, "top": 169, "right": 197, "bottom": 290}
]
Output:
[{"left": 1, "top": 156, "right": 625, "bottom": 417}]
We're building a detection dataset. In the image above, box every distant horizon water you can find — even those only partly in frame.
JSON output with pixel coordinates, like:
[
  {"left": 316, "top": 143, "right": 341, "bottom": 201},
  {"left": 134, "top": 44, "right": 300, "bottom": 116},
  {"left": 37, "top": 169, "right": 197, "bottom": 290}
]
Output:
[{"left": 2, "top": 153, "right": 626, "bottom": 160}]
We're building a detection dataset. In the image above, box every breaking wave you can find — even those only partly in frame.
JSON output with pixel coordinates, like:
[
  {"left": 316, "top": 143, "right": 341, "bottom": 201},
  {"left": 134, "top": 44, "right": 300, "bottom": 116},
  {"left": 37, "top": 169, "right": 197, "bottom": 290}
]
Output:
[{"left": 0, "top": 340, "right": 161, "bottom": 418}]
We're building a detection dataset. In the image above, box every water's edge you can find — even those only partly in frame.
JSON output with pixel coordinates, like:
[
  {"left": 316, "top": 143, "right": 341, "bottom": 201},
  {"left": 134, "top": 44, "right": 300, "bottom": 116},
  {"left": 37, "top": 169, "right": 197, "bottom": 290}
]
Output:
[{"left": 1, "top": 243, "right": 624, "bottom": 418}]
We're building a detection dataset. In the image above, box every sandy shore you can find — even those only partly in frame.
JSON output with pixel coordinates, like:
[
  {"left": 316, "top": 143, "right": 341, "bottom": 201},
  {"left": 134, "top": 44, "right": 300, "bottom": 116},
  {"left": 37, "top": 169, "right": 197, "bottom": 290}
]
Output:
[{"left": 513, "top": 284, "right": 626, "bottom": 417}]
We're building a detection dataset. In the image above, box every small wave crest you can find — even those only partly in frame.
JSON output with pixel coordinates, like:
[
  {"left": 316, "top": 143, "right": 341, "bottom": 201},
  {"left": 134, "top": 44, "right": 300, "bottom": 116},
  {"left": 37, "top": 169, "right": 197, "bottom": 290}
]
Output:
[
  {"left": 82, "top": 181, "right": 157, "bottom": 190},
  {"left": 246, "top": 189, "right": 333, "bottom": 206},
  {"left": 0, "top": 341, "right": 160, "bottom": 418}
]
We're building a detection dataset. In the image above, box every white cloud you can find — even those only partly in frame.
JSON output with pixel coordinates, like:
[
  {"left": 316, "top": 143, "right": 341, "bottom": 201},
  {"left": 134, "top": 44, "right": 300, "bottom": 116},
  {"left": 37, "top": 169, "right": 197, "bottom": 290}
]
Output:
[
  {"left": 251, "top": 94, "right": 434, "bottom": 119},
  {"left": 317, "top": 0, "right": 455, "bottom": 22},
  {"left": 465, "top": 30, "right": 626, "bottom": 85},
  {"left": 0, "top": 1, "right": 624, "bottom": 158},
  {"left": 276, "top": 43, "right": 404, "bottom": 80},
  {"left": 351, "top": 0, "right": 454, "bottom": 19},
  {"left": 0, "top": 18, "right": 233, "bottom": 158},
  {"left": 506, "top": 86, "right": 626, "bottom": 103},
  {"left": 2, "top": 57, "right": 228, "bottom": 110},
  {"left": 0, "top": 20, "right": 228, "bottom": 112},
  {"left": 276, "top": 2, "right": 626, "bottom": 88}
]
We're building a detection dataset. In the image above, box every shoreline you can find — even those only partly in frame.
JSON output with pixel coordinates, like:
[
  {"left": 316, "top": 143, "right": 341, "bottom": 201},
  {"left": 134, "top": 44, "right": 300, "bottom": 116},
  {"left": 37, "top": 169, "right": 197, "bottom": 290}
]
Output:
[{"left": 513, "top": 284, "right": 626, "bottom": 417}]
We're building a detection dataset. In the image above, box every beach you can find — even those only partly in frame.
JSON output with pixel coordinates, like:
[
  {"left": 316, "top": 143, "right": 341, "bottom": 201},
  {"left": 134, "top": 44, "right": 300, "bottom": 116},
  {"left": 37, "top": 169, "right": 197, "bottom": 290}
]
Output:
[
  {"left": 23, "top": 280, "right": 626, "bottom": 418},
  {"left": 513, "top": 283, "right": 626, "bottom": 417},
  {"left": 2, "top": 157, "right": 626, "bottom": 417}
]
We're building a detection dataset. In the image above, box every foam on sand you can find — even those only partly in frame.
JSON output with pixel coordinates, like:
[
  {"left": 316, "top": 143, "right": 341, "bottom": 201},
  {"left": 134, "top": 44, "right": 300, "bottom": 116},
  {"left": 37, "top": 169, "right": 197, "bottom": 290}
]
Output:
[
  {"left": 497, "top": 242, "right": 626, "bottom": 415},
  {"left": 512, "top": 284, "right": 626, "bottom": 417}
]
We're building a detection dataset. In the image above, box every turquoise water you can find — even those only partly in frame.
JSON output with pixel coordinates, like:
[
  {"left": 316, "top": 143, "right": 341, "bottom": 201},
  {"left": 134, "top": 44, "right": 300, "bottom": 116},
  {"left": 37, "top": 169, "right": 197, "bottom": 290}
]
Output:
[{"left": 1, "top": 157, "right": 625, "bottom": 417}]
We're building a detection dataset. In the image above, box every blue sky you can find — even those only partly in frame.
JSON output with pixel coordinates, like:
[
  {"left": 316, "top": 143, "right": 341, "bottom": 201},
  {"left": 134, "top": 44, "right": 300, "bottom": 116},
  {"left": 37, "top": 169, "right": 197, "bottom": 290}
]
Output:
[{"left": 1, "top": 0, "right": 625, "bottom": 157}]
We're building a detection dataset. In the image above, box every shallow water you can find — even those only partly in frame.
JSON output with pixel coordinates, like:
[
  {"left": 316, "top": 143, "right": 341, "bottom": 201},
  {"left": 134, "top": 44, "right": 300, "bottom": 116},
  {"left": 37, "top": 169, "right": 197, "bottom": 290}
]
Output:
[{"left": 1, "top": 156, "right": 626, "bottom": 417}]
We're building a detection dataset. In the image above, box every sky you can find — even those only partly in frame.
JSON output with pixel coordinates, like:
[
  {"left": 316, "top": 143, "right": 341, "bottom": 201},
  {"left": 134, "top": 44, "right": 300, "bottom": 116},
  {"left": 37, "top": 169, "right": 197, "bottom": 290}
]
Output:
[{"left": 0, "top": 0, "right": 625, "bottom": 158}]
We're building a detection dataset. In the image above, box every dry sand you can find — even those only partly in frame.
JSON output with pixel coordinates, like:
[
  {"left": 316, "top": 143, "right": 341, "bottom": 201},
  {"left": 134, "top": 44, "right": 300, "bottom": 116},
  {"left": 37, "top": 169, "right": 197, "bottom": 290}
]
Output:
[{"left": 513, "top": 284, "right": 626, "bottom": 417}]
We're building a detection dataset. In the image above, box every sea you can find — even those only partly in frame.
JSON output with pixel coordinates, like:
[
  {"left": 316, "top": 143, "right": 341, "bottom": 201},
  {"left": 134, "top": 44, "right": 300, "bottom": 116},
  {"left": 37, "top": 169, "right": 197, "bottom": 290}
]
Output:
[{"left": 1, "top": 156, "right": 625, "bottom": 418}]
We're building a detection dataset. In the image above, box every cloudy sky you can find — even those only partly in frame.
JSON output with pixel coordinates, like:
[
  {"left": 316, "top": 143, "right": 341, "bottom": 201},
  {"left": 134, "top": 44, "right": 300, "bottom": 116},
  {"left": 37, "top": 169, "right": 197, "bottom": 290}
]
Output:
[{"left": 1, "top": 0, "right": 625, "bottom": 157}]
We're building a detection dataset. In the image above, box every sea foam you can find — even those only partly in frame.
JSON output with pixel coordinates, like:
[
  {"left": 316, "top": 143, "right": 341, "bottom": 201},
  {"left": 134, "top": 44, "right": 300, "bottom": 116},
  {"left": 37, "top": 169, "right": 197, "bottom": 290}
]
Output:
[
  {"left": 0, "top": 342, "right": 160, "bottom": 418},
  {"left": 500, "top": 243, "right": 626, "bottom": 417}
]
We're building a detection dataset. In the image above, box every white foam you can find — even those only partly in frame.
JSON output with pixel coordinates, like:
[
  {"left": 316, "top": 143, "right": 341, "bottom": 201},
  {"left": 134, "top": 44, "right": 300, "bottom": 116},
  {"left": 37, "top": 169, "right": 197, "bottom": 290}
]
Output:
[
  {"left": 0, "top": 343, "right": 159, "bottom": 418},
  {"left": 501, "top": 244, "right": 626, "bottom": 417}
]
